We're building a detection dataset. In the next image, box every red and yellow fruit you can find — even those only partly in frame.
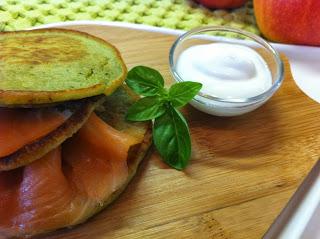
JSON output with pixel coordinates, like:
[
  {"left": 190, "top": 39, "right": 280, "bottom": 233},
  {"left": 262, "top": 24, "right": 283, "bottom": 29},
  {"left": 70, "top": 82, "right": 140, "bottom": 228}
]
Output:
[{"left": 254, "top": 0, "right": 320, "bottom": 46}]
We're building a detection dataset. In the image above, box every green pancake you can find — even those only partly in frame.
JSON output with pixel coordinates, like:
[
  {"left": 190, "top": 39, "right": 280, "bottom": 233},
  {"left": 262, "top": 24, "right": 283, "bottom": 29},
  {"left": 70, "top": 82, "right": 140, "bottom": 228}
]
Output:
[{"left": 0, "top": 28, "right": 127, "bottom": 105}]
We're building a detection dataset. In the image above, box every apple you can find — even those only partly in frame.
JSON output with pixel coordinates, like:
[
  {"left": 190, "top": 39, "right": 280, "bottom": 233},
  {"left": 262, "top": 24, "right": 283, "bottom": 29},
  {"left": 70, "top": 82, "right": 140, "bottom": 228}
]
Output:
[
  {"left": 254, "top": 0, "right": 320, "bottom": 46},
  {"left": 196, "top": 0, "right": 246, "bottom": 9}
]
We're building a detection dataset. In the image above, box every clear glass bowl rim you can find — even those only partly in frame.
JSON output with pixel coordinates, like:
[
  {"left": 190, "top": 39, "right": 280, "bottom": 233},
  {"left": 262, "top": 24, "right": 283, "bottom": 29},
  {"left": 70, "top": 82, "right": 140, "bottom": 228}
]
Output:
[{"left": 169, "top": 26, "right": 284, "bottom": 104}]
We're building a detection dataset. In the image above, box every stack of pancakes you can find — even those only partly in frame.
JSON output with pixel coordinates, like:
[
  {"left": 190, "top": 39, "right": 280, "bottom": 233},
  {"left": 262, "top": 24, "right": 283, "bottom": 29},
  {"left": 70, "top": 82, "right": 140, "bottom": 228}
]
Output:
[{"left": 0, "top": 29, "right": 152, "bottom": 238}]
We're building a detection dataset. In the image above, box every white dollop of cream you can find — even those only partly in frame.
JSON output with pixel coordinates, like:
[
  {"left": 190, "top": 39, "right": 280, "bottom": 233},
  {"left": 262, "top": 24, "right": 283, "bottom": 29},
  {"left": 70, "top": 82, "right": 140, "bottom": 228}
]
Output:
[{"left": 176, "top": 43, "right": 272, "bottom": 99}]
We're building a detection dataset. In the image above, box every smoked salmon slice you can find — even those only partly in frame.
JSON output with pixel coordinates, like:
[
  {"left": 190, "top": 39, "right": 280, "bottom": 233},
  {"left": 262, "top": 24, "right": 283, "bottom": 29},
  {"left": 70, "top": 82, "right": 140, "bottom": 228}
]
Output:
[
  {"left": 0, "top": 113, "right": 138, "bottom": 237},
  {"left": 13, "top": 147, "right": 77, "bottom": 236},
  {"left": 63, "top": 113, "right": 138, "bottom": 201},
  {"left": 0, "top": 108, "right": 70, "bottom": 158}
]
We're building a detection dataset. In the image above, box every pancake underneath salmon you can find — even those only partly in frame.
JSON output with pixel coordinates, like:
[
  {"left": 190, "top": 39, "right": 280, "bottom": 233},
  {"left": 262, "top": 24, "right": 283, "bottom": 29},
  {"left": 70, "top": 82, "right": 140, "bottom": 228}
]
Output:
[
  {"left": 0, "top": 86, "right": 152, "bottom": 238},
  {"left": 0, "top": 96, "right": 103, "bottom": 171}
]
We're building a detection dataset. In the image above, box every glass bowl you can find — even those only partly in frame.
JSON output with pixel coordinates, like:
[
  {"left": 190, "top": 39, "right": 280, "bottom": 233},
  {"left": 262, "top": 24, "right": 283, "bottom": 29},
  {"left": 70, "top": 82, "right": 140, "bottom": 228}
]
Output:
[{"left": 169, "top": 26, "right": 284, "bottom": 116}]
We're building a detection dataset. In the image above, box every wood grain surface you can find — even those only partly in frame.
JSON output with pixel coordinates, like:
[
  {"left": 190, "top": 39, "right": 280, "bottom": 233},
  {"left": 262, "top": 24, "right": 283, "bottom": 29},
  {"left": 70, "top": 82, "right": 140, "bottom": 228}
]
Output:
[{"left": 40, "top": 25, "right": 320, "bottom": 239}]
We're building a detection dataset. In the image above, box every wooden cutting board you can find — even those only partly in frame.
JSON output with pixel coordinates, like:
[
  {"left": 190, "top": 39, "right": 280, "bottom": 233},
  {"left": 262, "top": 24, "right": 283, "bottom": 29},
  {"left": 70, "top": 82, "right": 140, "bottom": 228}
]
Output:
[{"left": 41, "top": 24, "right": 320, "bottom": 239}]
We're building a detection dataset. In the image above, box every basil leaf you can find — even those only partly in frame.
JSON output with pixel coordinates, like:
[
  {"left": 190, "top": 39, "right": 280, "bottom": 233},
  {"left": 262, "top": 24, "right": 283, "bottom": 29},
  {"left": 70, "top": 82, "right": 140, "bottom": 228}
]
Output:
[
  {"left": 126, "top": 96, "right": 166, "bottom": 121},
  {"left": 169, "top": 81, "right": 202, "bottom": 107},
  {"left": 153, "top": 105, "right": 191, "bottom": 170},
  {"left": 126, "top": 66, "right": 165, "bottom": 96}
]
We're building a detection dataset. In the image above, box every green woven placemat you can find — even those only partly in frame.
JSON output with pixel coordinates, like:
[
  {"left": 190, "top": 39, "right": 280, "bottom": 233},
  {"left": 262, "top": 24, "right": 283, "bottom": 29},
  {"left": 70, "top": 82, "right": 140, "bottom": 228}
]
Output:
[{"left": 0, "top": 0, "right": 259, "bottom": 34}]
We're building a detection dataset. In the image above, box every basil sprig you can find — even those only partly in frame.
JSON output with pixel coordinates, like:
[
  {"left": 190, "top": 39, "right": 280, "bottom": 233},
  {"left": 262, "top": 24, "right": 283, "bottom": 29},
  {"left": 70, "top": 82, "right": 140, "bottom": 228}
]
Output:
[{"left": 126, "top": 66, "right": 201, "bottom": 170}]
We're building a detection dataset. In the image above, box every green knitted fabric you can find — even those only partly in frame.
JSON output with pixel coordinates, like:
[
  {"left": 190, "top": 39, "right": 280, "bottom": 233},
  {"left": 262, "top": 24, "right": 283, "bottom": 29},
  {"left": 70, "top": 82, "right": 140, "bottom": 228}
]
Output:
[{"left": 0, "top": 0, "right": 259, "bottom": 34}]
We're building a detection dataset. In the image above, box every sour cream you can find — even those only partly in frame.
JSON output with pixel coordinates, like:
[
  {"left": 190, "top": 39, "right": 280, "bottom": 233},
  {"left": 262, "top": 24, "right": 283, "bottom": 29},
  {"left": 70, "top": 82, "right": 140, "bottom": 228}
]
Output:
[{"left": 176, "top": 43, "right": 272, "bottom": 99}]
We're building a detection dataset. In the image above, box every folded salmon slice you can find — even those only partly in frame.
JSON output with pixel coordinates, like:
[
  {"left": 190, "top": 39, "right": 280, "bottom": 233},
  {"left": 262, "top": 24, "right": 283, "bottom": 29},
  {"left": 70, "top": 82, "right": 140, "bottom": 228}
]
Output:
[
  {"left": 0, "top": 108, "right": 69, "bottom": 157},
  {"left": 0, "top": 113, "right": 137, "bottom": 237},
  {"left": 13, "top": 147, "right": 78, "bottom": 235},
  {"left": 63, "top": 113, "right": 138, "bottom": 201}
]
